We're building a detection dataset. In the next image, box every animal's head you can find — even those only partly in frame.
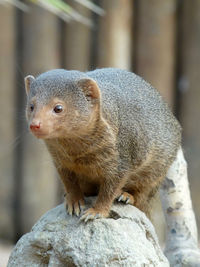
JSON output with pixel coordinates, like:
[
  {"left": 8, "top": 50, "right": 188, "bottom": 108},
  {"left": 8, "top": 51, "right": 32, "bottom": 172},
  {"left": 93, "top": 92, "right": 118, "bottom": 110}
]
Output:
[{"left": 25, "top": 69, "right": 101, "bottom": 139}]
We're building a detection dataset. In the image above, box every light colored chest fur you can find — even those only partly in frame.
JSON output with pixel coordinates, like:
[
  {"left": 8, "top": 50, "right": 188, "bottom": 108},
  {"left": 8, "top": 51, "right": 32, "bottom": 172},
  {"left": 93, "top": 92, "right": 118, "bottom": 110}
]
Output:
[{"left": 46, "top": 141, "right": 106, "bottom": 180}]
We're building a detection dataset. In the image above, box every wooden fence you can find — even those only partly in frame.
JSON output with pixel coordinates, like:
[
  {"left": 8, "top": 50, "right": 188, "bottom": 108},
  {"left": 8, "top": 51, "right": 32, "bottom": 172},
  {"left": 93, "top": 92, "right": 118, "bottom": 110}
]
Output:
[{"left": 0, "top": 0, "right": 200, "bottom": 243}]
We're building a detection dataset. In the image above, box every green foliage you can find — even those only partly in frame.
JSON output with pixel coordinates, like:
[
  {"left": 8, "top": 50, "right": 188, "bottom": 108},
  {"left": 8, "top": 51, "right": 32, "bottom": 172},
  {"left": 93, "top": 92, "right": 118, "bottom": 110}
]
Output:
[{"left": 0, "top": 0, "right": 104, "bottom": 26}]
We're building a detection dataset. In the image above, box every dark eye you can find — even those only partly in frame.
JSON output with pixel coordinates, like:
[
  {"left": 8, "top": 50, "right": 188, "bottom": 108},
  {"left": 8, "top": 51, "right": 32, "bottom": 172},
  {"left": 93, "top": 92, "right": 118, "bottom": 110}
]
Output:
[
  {"left": 54, "top": 104, "right": 63, "bottom": 113},
  {"left": 30, "top": 103, "right": 34, "bottom": 112}
]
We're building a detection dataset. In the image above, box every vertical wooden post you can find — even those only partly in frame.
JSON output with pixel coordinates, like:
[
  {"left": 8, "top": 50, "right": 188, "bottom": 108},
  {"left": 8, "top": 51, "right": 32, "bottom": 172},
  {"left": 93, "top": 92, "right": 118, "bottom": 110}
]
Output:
[
  {"left": 97, "top": 0, "right": 133, "bottom": 69},
  {"left": 64, "top": 1, "right": 91, "bottom": 71},
  {"left": 134, "top": 0, "right": 177, "bottom": 244},
  {"left": 0, "top": 4, "right": 15, "bottom": 240},
  {"left": 135, "top": 0, "right": 176, "bottom": 106},
  {"left": 20, "top": 4, "right": 60, "bottom": 233},
  {"left": 177, "top": 0, "right": 200, "bottom": 234}
]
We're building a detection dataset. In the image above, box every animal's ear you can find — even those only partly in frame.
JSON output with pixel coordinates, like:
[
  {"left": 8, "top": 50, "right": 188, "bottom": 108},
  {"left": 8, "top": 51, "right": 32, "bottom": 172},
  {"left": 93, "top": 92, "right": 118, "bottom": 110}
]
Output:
[
  {"left": 24, "top": 75, "right": 35, "bottom": 96},
  {"left": 78, "top": 78, "right": 101, "bottom": 101}
]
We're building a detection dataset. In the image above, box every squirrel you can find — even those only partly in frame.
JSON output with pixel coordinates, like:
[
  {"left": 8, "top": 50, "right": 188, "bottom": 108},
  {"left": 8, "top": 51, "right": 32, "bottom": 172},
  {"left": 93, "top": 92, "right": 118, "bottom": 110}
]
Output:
[{"left": 25, "top": 68, "right": 181, "bottom": 222}]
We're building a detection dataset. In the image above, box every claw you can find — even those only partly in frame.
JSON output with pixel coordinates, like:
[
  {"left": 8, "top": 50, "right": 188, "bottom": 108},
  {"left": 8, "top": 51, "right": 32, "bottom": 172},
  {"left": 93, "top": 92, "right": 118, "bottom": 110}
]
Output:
[
  {"left": 85, "top": 214, "right": 94, "bottom": 222},
  {"left": 118, "top": 195, "right": 123, "bottom": 202},
  {"left": 74, "top": 203, "right": 80, "bottom": 216},
  {"left": 94, "top": 213, "right": 101, "bottom": 219},
  {"left": 67, "top": 205, "right": 73, "bottom": 216},
  {"left": 65, "top": 197, "right": 85, "bottom": 217},
  {"left": 80, "top": 207, "right": 106, "bottom": 222},
  {"left": 80, "top": 213, "right": 90, "bottom": 222},
  {"left": 125, "top": 197, "right": 130, "bottom": 204},
  {"left": 79, "top": 215, "right": 85, "bottom": 222},
  {"left": 117, "top": 192, "right": 134, "bottom": 205}
]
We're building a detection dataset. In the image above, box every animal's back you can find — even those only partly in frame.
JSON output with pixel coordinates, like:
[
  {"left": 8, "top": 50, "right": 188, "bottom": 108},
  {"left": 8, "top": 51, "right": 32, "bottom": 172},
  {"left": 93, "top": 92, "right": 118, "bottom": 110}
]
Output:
[{"left": 87, "top": 68, "right": 181, "bottom": 165}]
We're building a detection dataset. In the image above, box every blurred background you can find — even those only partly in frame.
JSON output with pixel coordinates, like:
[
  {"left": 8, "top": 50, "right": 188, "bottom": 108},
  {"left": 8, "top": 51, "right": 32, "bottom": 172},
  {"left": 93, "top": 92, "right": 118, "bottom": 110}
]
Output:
[{"left": 0, "top": 0, "right": 200, "bottom": 264}]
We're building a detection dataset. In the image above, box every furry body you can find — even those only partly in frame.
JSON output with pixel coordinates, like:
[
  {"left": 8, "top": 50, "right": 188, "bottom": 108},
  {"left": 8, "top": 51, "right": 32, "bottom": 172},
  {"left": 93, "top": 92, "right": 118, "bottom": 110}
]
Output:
[{"left": 25, "top": 68, "right": 181, "bottom": 219}]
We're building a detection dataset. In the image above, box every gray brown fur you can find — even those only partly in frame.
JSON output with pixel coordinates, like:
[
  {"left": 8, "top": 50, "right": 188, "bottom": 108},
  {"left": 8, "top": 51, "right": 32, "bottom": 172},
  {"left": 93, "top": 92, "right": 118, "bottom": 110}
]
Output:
[{"left": 25, "top": 68, "right": 181, "bottom": 219}]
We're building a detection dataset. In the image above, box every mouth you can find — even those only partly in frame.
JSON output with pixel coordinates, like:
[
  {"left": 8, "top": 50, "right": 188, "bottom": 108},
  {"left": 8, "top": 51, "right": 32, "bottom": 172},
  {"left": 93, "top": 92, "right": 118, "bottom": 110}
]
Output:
[{"left": 30, "top": 130, "right": 48, "bottom": 139}]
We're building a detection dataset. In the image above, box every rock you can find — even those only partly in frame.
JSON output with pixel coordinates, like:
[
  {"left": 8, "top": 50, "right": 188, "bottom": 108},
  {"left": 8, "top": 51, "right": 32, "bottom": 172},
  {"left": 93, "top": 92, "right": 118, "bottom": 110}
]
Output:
[{"left": 8, "top": 198, "right": 169, "bottom": 267}]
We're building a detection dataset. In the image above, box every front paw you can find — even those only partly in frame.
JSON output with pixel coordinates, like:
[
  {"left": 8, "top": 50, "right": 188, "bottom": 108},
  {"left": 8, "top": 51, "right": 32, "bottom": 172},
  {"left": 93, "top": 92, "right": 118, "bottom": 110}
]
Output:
[
  {"left": 80, "top": 207, "right": 109, "bottom": 222},
  {"left": 65, "top": 196, "right": 85, "bottom": 217}
]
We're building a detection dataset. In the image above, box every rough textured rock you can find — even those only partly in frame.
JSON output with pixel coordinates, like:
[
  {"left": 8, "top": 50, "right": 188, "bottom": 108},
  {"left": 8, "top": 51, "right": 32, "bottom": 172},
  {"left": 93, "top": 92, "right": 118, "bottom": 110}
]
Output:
[{"left": 8, "top": 198, "right": 169, "bottom": 267}]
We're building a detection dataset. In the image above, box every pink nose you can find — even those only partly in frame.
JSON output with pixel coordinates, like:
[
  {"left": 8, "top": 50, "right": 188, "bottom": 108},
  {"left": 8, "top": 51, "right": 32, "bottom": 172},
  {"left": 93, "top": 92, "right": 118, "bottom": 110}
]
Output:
[{"left": 30, "top": 123, "right": 41, "bottom": 131}]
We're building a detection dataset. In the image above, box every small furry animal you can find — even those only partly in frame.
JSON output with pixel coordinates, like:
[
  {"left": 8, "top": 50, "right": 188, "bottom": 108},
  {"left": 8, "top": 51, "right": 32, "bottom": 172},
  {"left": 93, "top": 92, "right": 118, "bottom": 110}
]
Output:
[{"left": 25, "top": 68, "right": 181, "bottom": 221}]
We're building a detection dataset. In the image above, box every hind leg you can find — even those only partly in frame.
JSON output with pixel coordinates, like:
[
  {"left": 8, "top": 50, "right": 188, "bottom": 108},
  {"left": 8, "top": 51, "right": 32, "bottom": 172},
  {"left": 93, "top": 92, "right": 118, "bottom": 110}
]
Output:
[{"left": 124, "top": 168, "right": 166, "bottom": 217}]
